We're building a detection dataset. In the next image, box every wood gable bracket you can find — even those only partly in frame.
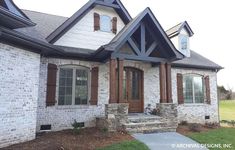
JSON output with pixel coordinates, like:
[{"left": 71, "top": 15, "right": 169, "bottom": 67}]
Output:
[{"left": 112, "top": 21, "right": 167, "bottom": 63}]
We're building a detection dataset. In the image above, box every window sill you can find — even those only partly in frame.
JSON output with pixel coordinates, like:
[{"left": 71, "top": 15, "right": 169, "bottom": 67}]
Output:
[{"left": 56, "top": 105, "right": 96, "bottom": 110}]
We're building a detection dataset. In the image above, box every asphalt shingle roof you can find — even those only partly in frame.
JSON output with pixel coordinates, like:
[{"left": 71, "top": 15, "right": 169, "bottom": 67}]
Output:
[{"left": 15, "top": 9, "right": 222, "bottom": 70}]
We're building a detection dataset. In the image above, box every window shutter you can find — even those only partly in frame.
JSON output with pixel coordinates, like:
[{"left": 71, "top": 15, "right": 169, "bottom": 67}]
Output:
[
  {"left": 177, "top": 73, "right": 184, "bottom": 104},
  {"left": 205, "top": 76, "right": 211, "bottom": 104},
  {"left": 46, "top": 63, "right": 57, "bottom": 106},
  {"left": 112, "top": 17, "right": 117, "bottom": 34},
  {"left": 94, "top": 13, "right": 100, "bottom": 31},
  {"left": 90, "top": 67, "right": 99, "bottom": 105}
]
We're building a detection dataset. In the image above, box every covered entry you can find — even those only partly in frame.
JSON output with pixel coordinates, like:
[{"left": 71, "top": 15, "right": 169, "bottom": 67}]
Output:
[{"left": 94, "top": 8, "right": 183, "bottom": 112}]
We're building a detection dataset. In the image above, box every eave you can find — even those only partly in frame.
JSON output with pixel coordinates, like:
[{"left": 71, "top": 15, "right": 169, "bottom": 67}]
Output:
[{"left": 0, "top": 7, "right": 35, "bottom": 29}]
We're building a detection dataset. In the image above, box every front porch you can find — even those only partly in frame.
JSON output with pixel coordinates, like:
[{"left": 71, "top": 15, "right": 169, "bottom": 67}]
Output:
[
  {"left": 96, "top": 103, "right": 178, "bottom": 133},
  {"left": 95, "top": 9, "right": 181, "bottom": 133}
]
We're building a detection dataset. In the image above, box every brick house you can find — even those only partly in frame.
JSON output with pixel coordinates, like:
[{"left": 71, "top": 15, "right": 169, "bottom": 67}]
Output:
[{"left": 0, "top": 0, "right": 222, "bottom": 148}]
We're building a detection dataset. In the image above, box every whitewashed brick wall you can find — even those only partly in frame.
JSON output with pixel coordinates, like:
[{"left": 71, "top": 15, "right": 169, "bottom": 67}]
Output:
[
  {"left": 37, "top": 58, "right": 110, "bottom": 131},
  {"left": 172, "top": 68, "right": 219, "bottom": 124},
  {"left": 37, "top": 59, "right": 160, "bottom": 131},
  {"left": 0, "top": 43, "right": 40, "bottom": 148}
]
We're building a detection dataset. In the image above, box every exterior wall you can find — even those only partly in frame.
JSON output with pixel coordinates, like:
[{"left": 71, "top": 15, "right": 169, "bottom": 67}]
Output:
[
  {"left": 172, "top": 68, "right": 219, "bottom": 124},
  {"left": 37, "top": 59, "right": 160, "bottom": 131},
  {"left": 54, "top": 5, "right": 125, "bottom": 50},
  {"left": 37, "top": 58, "right": 110, "bottom": 132},
  {"left": 0, "top": 43, "right": 40, "bottom": 148}
]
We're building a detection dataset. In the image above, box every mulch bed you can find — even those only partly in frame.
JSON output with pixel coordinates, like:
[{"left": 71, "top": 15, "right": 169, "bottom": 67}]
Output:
[
  {"left": 3, "top": 128, "right": 134, "bottom": 150},
  {"left": 177, "top": 124, "right": 218, "bottom": 135}
]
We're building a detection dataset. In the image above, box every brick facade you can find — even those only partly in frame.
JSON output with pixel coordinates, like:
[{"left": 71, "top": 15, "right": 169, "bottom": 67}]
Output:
[{"left": 0, "top": 43, "right": 40, "bottom": 148}]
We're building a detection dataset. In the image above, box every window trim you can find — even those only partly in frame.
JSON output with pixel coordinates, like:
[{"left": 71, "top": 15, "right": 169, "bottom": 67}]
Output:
[
  {"left": 57, "top": 65, "right": 91, "bottom": 106},
  {"left": 100, "top": 15, "right": 112, "bottom": 32},
  {"left": 183, "top": 74, "right": 205, "bottom": 104}
]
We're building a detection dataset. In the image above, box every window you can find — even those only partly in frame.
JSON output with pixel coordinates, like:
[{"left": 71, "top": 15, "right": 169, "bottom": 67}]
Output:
[
  {"left": 183, "top": 74, "right": 204, "bottom": 103},
  {"left": 58, "top": 66, "right": 89, "bottom": 105},
  {"left": 180, "top": 35, "right": 188, "bottom": 50},
  {"left": 100, "top": 15, "right": 111, "bottom": 32}
]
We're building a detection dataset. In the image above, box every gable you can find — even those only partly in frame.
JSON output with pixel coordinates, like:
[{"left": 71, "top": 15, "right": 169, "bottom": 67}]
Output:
[
  {"left": 47, "top": 0, "right": 131, "bottom": 44},
  {"left": 102, "top": 8, "right": 184, "bottom": 63},
  {"left": 54, "top": 5, "right": 125, "bottom": 50}
]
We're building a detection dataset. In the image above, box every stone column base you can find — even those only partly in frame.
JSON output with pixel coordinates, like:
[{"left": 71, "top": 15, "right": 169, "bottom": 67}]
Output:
[{"left": 96, "top": 103, "right": 129, "bottom": 132}]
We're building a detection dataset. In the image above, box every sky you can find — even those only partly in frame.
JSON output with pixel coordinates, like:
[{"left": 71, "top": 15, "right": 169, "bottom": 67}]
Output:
[{"left": 14, "top": 0, "right": 235, "bottom": 90}]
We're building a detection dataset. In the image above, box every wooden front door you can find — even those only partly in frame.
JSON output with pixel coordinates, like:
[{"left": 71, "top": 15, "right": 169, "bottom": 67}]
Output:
[{"left": 123, "top": 67, "right": 143, "bottom": 113}]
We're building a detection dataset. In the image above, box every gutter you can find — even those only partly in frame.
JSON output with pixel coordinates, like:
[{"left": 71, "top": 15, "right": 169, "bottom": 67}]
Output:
[{"left": 0, "top": 26, "right": 65, "bottom": 55}]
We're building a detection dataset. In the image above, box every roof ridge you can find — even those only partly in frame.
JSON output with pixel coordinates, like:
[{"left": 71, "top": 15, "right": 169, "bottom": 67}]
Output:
[
  {"left": 166, "top": 22, "right": 183, "bottom": 32},
  {"left": 22, "top": 9, "right": 68, "bottom": 18}
]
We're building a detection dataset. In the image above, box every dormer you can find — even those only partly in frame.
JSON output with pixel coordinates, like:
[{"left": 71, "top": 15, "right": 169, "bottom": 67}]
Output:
[
  {"left": 166, "top": 21, "right": 194, "bottom": 57},
  {"left": 0, "top": 0, "right": 35, "bottom": 29}
]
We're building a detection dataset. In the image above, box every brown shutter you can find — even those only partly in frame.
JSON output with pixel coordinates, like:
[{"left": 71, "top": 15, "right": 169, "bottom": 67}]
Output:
[
  {"left": 112, "top": 17, "right": 117, "bottom": 34},
  {"left": 205, "top": 76, "right": 211, "bottom": 104},
  {"left": 177, "top": 73, "right": 184, "bottom": 104},
  {"left": 90, "top": 67, "right": 99, "bottom": 105},
  {"left": 94, "top": 13, "right": 100, "bottom": 31},
  {"left": 46, "top": 63, "right": 57, "bottom": 106}
]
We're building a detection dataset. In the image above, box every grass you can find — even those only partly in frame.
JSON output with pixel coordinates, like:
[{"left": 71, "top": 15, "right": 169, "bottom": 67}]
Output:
[
  {"left": 188, "top": 128, "right": 235, "bottom": 150},
  {"left": 220, "top": 100, "right": 235, "bottom": 121},
  {"left": 97, "top": 140, "right": 149, "bottom": 150}
]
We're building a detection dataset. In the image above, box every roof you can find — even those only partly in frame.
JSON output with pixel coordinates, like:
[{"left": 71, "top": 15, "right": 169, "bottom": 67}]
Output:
[
  {"left": 172, "top": 50, "right": 223, "bottom": 70},
  {"left": 0, "top": 0, "right": 35, "bottom": 29},
  {"left": 46, "top": 0, "right": 132, "bottom": 43},
  {"left": 15, "top": 10, "right": 68, "bottom": 41},
  {"left": 0, "top": 1, "right": 222, "bottom": 70},
  {"left": 166, "top": 21, "right": 194, "bottom": 38}
]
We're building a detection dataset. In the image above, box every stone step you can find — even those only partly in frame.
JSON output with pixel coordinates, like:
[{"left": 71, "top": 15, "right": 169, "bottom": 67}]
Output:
[
  {"left": 126, "top": 127, "right": 177, "bottom": 134},
  {"left": 123, "top": 121, "right": 166, "bottom": 129},
  {"left": 127, "top": 115, "right": 164, "bottom": 123}
]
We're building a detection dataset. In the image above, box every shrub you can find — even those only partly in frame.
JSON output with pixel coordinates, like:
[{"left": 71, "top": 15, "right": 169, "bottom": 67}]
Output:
[
  {"left": 189, "top": 123, "right": 201, "bottom": 132},
  {"left": 205, "top": 122, "right": 219, "bottom": 128},
  {"left": 72, "top": 120, "right": 83, "bottom": 134}
]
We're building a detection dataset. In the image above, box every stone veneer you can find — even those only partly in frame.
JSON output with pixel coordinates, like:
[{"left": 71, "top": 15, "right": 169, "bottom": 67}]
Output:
[
  {"left": 96, "top": 103, "right": 129, "bottom": 132},
  {"left": 0, "top": 43, "right": 40, "bottom": 148},
  {"left": 172, "top": 68, "right": 219, "bottom": 124}
]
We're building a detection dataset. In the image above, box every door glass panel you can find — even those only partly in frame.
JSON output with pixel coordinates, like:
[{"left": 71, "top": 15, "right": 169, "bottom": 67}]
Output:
[
  {"left": 75, "top": 69, "right": 88, "bottom": 105},
  {"left": 131, "top": 70, "right": 140, "bottom": 100},
  {"left": 123, "top": 70, "right": 127, "bottom": 99}
]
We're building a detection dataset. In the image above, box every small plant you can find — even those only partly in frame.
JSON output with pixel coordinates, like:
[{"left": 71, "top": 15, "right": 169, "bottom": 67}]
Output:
[
  {"left": 189, "top": 123, "right": 201, "bottom": 132},
  {"left": 151, "top": 108, "right": 160, "bottom": 116},
  {"left": 72, "top": 120, "right": 83, "bottom": 134},
  {"left": 179, "top": 121, "right": 188, "bottom": 126},
  {"left": 101, "top": 127, "right": 108, "bottom": 133}
]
